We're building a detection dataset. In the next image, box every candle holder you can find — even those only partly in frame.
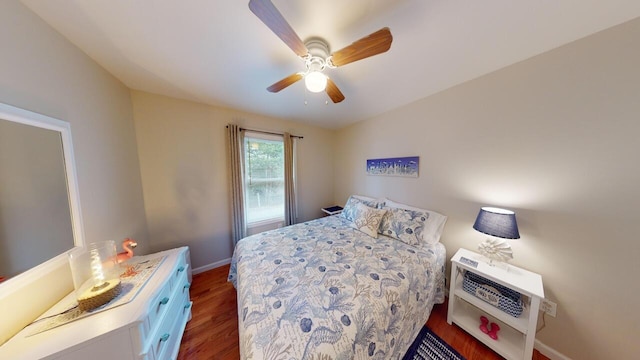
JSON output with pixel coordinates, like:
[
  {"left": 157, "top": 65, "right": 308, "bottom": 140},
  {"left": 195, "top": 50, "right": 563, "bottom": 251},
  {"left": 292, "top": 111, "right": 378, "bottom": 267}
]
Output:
[{"left": 69, "top": 241, "right": 122, "bottom": 311}]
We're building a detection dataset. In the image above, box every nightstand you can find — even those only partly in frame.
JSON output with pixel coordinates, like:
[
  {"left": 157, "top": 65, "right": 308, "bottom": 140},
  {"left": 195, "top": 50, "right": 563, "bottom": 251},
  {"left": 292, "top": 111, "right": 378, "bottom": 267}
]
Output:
[
  {"left": 447, "top": 248, "right": 544, "bottom": 360},
  {"left": 321, "top": 205, "right": 343, "bottom": 216}
]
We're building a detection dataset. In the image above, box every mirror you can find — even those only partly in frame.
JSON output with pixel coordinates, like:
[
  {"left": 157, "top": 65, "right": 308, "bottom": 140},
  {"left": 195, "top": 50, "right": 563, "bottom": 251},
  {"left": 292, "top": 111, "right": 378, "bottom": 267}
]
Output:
[{"left": 0, "top": 103, "right": 84, "bottom": 284}]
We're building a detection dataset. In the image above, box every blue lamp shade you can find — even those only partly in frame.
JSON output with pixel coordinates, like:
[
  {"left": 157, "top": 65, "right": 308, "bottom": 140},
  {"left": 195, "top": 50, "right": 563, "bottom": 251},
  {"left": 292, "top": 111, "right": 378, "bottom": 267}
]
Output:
[{"left": 473, "top": 207, "right": 520, "bottom": 239}]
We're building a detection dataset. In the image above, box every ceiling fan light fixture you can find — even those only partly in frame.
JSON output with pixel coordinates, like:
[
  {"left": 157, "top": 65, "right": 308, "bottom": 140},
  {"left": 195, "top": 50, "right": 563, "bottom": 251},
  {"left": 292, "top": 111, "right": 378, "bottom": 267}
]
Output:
[
  {"left": 304, "top": 71, "right": 327, "bottom": 93},
  {"left": 250, "top": 0, "right": 392, "bottom": 103}
]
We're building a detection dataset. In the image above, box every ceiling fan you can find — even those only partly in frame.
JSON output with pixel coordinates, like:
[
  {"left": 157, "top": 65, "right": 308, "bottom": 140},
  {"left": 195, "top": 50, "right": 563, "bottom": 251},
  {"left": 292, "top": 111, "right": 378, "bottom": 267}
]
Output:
[{"left": 249, "top": 0, "right": 393, "bottom": 103}]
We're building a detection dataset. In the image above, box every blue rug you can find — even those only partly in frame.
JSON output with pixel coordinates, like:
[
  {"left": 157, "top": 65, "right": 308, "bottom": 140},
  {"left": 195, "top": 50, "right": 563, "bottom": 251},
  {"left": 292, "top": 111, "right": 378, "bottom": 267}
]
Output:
[{"left": 403, "top": 326, "right": 466, "bottom": 360}]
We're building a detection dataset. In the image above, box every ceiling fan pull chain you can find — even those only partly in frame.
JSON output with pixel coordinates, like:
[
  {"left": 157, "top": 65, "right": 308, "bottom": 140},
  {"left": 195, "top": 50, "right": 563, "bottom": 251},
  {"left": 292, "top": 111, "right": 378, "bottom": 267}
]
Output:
[{"left": 304, "top": 86, "right": 308, "bottom": 106}]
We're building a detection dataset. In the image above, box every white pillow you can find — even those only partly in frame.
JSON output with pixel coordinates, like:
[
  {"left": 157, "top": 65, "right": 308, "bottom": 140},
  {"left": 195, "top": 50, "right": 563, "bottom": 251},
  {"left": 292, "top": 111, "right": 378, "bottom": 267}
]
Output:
[
  {"left": 383, "top": 199, "right": 447, "bottom": 245},
  {"left": 351, "top": 194, "right": 385, "bottom": 208},
  {"left": 349, "top": 202, "right": 387, "bottom": 238}
]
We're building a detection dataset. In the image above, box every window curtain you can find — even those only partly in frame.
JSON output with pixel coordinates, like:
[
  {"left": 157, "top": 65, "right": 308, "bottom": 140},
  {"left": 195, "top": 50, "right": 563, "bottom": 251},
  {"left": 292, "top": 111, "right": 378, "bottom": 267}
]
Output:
[
  {"left": 227, "top": 124, "right": 246, "bottom": 244},
  {"left": 283, "top": 132, "right": 298, "bottom": 226}
]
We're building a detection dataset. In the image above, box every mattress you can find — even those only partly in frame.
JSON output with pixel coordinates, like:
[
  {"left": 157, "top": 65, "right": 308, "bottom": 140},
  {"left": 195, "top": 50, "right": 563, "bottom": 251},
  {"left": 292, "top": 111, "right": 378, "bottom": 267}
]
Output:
[{"left": 228, "top": 215, "right": 446, "bottom": 360}]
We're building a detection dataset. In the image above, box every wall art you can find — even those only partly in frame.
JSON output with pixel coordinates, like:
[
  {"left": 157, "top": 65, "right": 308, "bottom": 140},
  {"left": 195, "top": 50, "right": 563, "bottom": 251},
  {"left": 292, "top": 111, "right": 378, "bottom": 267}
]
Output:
[{"left": 366, "top": 156, "right": 419, "bottom": 177}]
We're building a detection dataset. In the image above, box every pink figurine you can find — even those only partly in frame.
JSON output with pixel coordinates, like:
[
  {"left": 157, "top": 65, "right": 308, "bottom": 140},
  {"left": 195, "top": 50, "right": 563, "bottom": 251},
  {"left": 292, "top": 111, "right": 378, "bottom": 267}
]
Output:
[
  {"left": 487, "top": 322, "right": 501, "bottom": 340},
  {"left": 479, "top": 316, "right": 489, "bottom": 334},
  {"left": 116, "top": 238, "right": 137, "bottom": 264}
]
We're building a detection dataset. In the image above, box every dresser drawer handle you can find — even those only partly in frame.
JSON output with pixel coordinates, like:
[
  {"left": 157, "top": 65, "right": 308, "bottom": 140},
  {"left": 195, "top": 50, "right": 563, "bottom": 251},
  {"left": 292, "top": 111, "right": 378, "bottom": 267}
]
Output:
[
  {"left": 160, "top": 333, "right": 170, "bottom": 342},
  {"left": 159, "top": 297, "right": 170, "bottom": 305},
  {"left": 184, "top": 303, "right": 192, "bottom": 310},
  {"left": 177, "top": 266, "right": 185, "bottom": 273},
  {"left": 183, "top": 283, "right": 191, "bottom": 291}
]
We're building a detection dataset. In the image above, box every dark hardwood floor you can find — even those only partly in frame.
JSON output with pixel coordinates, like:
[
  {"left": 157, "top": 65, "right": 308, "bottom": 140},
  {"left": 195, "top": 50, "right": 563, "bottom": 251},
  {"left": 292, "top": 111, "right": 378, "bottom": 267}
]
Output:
[{"left": 178, "top": 264, "right": 549, "bottom": 360}]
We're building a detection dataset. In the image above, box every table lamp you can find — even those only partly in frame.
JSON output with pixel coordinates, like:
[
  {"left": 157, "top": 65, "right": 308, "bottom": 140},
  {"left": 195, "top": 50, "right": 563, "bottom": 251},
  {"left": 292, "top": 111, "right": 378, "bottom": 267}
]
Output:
[{"left": 473, "top": 207, "right": 520, "bottom": 265}]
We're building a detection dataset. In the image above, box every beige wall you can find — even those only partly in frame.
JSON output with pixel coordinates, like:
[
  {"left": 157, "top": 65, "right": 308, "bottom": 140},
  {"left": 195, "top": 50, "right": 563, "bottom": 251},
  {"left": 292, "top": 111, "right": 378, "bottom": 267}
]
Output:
[
  {"left": 3, "top": 0, "right": 638, "bottom": 356},
  {"left": 131, "top": 91, "right": 335, "bottom": 271},
  {"left": 0, "top": 0, "right": 147, "bottom": 343},
  {"left": 334, "top": 18, "right": 640, "bottom": 359}
]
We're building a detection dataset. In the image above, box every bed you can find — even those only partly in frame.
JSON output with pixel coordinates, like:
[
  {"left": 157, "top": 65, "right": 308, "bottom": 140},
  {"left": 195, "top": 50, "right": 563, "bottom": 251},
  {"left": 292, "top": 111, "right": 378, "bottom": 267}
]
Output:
[{"left": 228, "top": 196, "right": 447, "bottom": 360}]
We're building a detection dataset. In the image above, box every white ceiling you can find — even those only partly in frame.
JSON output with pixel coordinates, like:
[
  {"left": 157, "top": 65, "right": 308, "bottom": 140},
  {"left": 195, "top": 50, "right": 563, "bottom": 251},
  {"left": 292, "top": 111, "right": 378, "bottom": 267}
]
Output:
[{"left": 21, "top": 0, "right": 640, "bottom": 129}]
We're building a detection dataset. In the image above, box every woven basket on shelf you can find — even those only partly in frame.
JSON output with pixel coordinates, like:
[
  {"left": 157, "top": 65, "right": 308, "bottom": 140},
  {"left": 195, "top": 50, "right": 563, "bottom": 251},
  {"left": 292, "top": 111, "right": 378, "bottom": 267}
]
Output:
[{"left": 462, "top": 271, "right": 523, "bottom": 317}]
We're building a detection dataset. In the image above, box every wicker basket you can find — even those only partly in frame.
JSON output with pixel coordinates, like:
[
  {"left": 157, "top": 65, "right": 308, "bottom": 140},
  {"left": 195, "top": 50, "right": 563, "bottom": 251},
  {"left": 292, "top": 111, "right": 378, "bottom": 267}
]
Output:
[{"left": 462, "top": 271, "right": 523, "bottom": 317}]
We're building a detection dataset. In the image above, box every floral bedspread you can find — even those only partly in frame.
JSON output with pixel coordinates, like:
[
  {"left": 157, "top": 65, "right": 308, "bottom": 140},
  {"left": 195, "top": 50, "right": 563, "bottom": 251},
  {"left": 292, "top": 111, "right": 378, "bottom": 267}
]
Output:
[{"left": 228, "top": 215, "right": 446, "bottom": 360}]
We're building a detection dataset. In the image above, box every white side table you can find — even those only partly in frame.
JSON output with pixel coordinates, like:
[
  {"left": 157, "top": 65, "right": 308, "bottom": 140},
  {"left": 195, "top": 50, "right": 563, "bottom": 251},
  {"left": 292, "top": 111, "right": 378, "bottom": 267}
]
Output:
[
  {"left": 321, "top": 205, "right": 343, "bottom": 216},
  {"left": 447, "top": 248, "right": 544, "bottom": 360}
]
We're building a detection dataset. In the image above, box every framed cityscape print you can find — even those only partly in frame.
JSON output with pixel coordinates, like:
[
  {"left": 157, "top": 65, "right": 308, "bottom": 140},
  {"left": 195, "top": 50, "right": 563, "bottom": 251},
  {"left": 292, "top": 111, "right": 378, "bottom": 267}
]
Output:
[{"left": 366, "top": 156, "right": 419, "bottom": 177}]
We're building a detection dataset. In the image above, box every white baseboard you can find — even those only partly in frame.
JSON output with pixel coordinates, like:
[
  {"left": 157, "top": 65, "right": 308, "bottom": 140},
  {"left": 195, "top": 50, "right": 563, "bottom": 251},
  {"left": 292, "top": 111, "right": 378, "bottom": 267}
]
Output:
[
  {"left": 535, "top": 339, "right": 571, "bottom": 360},
  {"left": 192, "top": 257, "right": 232, "bottom": 275}
]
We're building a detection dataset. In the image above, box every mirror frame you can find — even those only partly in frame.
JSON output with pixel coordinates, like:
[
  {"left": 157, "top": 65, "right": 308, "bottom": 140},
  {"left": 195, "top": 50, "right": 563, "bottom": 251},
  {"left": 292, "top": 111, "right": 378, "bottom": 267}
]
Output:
[{"left": 0, "top": 102, "right": 85, "bottom": 294}]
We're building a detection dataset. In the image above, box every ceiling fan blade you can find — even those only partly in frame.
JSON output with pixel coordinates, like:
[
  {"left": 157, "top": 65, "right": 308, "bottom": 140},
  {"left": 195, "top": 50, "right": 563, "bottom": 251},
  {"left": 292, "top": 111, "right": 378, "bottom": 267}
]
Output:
[
  {"left": 325, "top": 78, "right": 345, "bottom": 103},
  {"left": 267, "top": 73, "right": 304, "bottom": 92},
  {"left": 249, "top": 0, "right": 308, "bottom": 58},
  {"left": 329, "top": 27, "right": 393, "bottom": 67}
]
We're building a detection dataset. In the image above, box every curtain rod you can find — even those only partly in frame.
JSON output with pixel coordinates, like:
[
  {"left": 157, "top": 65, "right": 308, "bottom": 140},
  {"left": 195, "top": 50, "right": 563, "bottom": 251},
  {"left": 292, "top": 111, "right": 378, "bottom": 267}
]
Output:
[{"left": 226, "top": 125, "right": 304, "bottom": 139}]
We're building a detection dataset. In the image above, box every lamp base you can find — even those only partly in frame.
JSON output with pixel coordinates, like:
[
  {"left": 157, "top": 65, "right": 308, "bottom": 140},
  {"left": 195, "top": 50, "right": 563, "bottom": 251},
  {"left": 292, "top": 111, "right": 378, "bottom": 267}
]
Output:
[{"left": 478, "top": 237, "right": 514, "bottom": 265}]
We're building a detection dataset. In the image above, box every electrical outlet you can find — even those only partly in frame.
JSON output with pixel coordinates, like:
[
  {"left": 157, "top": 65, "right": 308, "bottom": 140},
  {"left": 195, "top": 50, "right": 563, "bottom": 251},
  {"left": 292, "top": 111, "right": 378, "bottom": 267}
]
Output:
[{"left": 540, "top": 298, "right": 557, "bottom": 317}]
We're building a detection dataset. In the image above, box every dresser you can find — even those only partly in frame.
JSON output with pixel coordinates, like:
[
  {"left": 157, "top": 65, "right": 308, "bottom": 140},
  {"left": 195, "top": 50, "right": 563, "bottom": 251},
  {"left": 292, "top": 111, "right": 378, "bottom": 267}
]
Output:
[{"left": 0, "top": 247, "right": 192, "bottom": 360}]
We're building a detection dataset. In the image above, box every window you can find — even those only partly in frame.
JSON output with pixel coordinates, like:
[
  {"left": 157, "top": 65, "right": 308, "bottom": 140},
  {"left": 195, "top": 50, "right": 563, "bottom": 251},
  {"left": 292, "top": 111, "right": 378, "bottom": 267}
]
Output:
[{"left": 244, "top": 133, "right": 284, "bottom": 225}]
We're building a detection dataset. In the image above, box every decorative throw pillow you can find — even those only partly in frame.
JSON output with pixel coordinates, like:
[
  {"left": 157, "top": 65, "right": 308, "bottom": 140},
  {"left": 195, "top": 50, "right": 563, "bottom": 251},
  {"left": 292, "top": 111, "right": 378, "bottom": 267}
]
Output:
[
  {"left": 383, "top": 199, "right": 448, "bottom": 245},
  {"left": 349, "top": 202, "right": 387, "bottom": 238},
  {"left": 379, "top": 206, "right": 429, "bottom": 246},
  {"left": 341, "top": 195, "right": 383, "bottom": 222}
]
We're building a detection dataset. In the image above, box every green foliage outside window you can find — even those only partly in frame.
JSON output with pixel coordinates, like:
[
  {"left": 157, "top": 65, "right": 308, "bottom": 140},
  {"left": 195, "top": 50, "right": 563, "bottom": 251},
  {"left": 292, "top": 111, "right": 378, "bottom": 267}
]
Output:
[{"left": 244, "top": 137, "right": 284, "bottom": 222}]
